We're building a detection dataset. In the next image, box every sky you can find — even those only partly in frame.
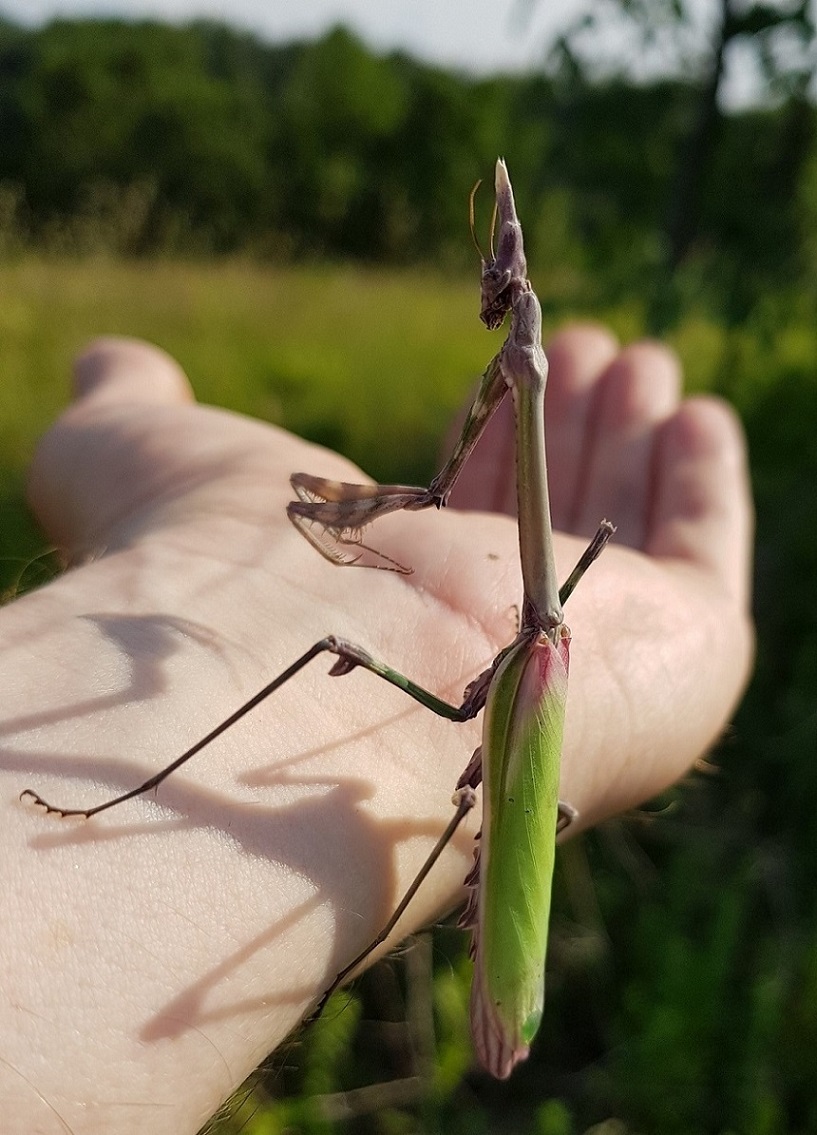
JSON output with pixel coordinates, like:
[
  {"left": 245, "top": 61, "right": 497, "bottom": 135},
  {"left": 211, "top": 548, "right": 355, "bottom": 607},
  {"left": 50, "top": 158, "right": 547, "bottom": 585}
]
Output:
[
  {"left": 0, "top": 0, "right": 776, "bottom": 106},
  {"left": 1, "top": 0, "right": 592, "bottom": 74}
]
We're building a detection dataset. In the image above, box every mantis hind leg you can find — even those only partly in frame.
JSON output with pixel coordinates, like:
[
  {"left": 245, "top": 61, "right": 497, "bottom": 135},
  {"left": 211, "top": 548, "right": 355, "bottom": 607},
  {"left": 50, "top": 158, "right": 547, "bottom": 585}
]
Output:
[
  {"left": 311, "top": 768, "right": 577, "bottom": 1023},
  {"left": 311, "top": 786, "right": 478, "bottom": 1021}
]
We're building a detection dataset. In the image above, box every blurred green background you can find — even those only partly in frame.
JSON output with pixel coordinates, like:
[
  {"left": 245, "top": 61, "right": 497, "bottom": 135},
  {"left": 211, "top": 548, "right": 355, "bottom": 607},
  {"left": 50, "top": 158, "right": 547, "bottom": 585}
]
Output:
[{"left": 1, "top": 5, "right": 816, "bottom": 1133}]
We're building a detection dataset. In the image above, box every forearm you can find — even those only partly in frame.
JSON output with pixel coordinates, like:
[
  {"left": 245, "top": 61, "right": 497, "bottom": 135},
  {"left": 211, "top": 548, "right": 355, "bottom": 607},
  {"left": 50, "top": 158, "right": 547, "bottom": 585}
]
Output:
[{"left": 0, "top": 538, "right": 480, "bottom": 1135}]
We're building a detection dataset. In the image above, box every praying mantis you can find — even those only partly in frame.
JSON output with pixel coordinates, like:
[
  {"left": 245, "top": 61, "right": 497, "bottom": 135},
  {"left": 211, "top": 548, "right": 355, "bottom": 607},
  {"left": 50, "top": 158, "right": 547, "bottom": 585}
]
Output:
[{"left": 21, "top": 159, "right": 613, "bottom": 1079}]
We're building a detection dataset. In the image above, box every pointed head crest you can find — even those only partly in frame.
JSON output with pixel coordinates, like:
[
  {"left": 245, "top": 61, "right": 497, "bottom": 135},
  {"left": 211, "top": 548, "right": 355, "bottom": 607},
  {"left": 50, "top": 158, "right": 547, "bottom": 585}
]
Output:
[{"left": 473, "top": 159, "right": 528, "bottom": 331}]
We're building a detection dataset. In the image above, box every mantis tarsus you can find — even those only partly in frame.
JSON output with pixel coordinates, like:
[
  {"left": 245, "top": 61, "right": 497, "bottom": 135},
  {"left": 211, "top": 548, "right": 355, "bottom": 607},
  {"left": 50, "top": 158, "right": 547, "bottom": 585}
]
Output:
[{"left": 21, "top": 159, "right": 613, "bottom": 1080}]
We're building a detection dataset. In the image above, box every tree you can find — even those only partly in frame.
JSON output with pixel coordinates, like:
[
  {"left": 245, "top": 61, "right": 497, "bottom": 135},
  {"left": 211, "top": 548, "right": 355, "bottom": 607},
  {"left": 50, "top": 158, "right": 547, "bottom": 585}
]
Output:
[{"left": 537, "top": 0, "right": 816, "bottom": 267}]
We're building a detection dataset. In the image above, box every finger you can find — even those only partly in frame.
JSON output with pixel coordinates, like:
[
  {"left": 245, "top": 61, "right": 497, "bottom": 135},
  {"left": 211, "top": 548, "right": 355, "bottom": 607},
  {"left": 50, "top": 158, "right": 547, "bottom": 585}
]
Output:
[
  {"left": 648, "top": 396, "right": 753, "bottom": 607},
  {"left": 445, "top": 394, "right": 517, "bottom": 515},
  {"left": 544, "top": 324, "right": 619, "bottom": 530},
  {"left": 27, "top": 339, "right": 195, "bottom": 555},
  {"left": 572, "top": 342, "right": 681, "bottom": 547},
  {"left": 445, "top": 324, "right": 619, "bottom": 519},
  {"left": 72, "top": 337, "right": 195, "bottom": 407}
]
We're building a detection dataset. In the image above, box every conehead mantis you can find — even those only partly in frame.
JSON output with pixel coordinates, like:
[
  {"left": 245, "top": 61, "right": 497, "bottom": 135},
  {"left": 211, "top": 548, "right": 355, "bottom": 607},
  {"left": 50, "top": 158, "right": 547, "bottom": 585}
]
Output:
[{"left": 21, "top": 160, "right": 613, "bottom": 1079}]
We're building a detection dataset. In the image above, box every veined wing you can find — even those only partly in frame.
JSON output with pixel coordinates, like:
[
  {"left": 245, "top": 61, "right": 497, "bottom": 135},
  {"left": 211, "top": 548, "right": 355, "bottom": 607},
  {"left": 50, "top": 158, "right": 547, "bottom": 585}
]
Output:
[{"left": 288, "top": 474, "right": 428, "bottom": 573}]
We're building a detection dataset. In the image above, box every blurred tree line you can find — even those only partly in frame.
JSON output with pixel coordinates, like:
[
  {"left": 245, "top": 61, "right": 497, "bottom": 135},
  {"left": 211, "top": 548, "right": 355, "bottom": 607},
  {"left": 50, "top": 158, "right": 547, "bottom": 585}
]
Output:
[{"left": 0, "top": 10, "right": 815, "bottom": 321}]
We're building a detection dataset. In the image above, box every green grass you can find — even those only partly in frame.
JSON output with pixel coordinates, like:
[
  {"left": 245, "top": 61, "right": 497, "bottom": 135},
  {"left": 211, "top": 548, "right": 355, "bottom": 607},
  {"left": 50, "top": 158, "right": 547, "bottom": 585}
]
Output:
[
  {"left": 0, "top": 253, "right": 751, "bottom": 600},
  {"left": 0, "top": 254, "right": 743, "bottom": 487},
  {"left": 0, "top": 257, "right": 503, "bottom": 484},
  {"left": 0, "top": 256, "right": 501, "bottom": 595},
  {"left": 0, "top": 254, "right": 640, "bottom": 599}
]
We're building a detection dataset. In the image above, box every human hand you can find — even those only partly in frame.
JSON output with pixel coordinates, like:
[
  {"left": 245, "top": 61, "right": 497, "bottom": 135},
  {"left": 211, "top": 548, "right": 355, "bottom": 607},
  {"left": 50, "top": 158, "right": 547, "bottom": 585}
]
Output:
[
  {"left": 447, "top": 323, "right": 754, "bottom": 826},
  {"left": 0, "top": 330, "right": 752, "bottom": 1134}
]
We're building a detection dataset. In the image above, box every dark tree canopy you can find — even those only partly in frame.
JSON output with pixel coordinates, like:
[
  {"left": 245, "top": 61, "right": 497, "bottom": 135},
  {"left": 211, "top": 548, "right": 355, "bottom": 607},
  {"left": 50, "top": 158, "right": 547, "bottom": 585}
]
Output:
[{"left": 0, "top": 12, "right": 814, "bottom": 311}]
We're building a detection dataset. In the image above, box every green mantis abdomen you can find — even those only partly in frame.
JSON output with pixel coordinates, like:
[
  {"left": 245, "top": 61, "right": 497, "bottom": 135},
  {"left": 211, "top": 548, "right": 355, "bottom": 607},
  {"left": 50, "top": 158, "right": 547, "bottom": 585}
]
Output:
[{"left": 469, "top": 628, "right": 569, "bottom": 1078}]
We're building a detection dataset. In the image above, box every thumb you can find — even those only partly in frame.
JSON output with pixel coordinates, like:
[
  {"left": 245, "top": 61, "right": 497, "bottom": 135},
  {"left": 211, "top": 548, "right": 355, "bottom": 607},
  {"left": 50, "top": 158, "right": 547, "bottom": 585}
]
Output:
[{"left": 27, "top": 337, "right": 195, "bottom": 558}]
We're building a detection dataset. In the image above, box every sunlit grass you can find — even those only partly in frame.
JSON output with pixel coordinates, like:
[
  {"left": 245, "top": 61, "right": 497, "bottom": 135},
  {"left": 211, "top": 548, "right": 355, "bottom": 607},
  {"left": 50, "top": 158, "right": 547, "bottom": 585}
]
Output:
[
  {"left": 0, "top": 257, "right": 500, "bottom": 483},
  {"left": 1, "top": 254, "right": 752, "bottom": 480},
  {"left": 0, "top": 253, "right": 766, "bottom": 599},
  {"left": 0, "top": 256, "right": 501, "bottom": 593}
]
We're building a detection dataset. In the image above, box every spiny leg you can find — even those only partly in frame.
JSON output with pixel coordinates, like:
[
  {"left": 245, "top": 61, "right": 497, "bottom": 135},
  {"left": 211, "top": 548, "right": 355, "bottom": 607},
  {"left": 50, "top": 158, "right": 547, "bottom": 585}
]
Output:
[
  {"left": 288, "top": 477, "right": 428, "bottom": 573},
  {"left": 312, "top": 679, "right": 577, "bottom": 1023},
  {"left": 286, "top": 163, "right": 536, "bottom": 579},
  {"left": 20, "top": 637, "right": 487, "bottom": 819},
  {"left": 422, "top": 353, "right": 508, "bottom": 507}
]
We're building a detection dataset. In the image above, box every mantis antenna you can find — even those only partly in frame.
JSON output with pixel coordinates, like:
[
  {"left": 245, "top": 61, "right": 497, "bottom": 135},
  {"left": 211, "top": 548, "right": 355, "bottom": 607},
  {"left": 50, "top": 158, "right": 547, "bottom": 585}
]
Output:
[{"left": 468, "top": 178, "right": 498, "bottom": 262}]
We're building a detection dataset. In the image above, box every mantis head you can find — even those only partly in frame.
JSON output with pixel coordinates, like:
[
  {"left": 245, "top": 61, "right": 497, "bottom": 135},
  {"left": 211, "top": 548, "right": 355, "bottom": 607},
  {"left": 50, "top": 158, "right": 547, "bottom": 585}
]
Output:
[{"left": 471, "top": 158, "right": 529, "bottom": 331}]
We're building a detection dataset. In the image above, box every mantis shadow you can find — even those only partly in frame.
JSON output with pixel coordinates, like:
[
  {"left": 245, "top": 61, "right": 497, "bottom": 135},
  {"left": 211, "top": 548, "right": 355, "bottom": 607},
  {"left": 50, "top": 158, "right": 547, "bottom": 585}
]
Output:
[
  {"left": 7, "top": 694, "right": 475, "bottom": 1046},
  {"left": 0, "top": 611, "right": 236, "bottom": 738}
]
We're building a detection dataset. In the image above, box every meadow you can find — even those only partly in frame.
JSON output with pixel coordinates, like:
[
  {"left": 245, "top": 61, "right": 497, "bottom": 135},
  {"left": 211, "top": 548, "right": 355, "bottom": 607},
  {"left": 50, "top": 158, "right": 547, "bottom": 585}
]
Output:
[
  {"left": 0, "top": 257, "right": 566, "bottom": 594},
  {"left": 2, "top": 255, "right": 816, "bottom": 1134},
  {"left": 0, "top": 257, "right": 493, "bottom": 596}
]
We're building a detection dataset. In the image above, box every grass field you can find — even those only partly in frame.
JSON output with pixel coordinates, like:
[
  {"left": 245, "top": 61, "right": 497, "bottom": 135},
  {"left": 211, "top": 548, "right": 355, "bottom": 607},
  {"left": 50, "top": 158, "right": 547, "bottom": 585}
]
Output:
[
  {"left": 1, "top": 257, "right": 515, "bottom": 478},
  {"left": 3, "top": 256, "right": 754, "bottom": 469},
  {"left": 0, "top": 254, "right": 744, "bottom": 596},
  {"left": 0, "top": 257, "right": 495, "bottom": 594},
  {"left": 0, "top": 257, "right": 560, "bottom": 594}
]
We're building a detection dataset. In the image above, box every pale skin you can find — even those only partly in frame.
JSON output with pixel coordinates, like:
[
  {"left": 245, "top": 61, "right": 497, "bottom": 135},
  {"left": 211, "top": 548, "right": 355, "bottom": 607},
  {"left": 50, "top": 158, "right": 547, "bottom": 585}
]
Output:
[{"left": 0, "top": 330, "right": 752, "bottom": 1135}]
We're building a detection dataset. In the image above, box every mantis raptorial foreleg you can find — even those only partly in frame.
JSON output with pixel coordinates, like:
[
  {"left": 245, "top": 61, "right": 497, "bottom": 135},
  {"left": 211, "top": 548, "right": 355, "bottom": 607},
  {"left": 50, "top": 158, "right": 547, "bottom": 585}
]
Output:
[
  {"left": 287, "top": 161, "right": 533, "bottom": 579},
  {"left": 288, "top": 353, "right": 509, "bottom": 572}
]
